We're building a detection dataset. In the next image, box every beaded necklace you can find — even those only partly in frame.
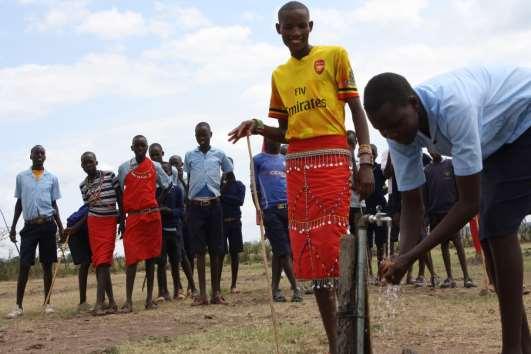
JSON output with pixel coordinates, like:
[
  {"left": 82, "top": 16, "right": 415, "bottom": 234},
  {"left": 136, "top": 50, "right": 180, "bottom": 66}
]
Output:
[{"left": 85, "top": 171, "right": 104, "bottom": 205}]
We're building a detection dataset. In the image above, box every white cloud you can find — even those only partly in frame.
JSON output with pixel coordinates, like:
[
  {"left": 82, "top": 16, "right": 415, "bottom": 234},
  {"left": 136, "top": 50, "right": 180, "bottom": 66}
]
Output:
[
  {"left": 22, "top": 1, "right": 211, "bottom": 39},
  {"left": 0, "top": 53, "right": 184, "bottom": 120},
  {"left": 77, "top": 8, "right": 146, "bottom": 39},
  {"left": 27, "top": 0, "right": 89, "bottom": 31},
  {"left": 451, "top": 0, "right": 531, "bottom": 33},
  {"left": 241, "top": 11, "right": 262, "bottom": 22},
  {"left": 354, "top": 0, "right": 428, "bottom": 24},
  {"left": 153, "top": 3, "right": 211, "bottom": 30}
]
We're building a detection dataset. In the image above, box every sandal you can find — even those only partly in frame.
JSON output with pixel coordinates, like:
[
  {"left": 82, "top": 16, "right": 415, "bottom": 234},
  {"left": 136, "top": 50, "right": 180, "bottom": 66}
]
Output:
[
  {"left": 174, "top": 290, "right": 186, "bottom": 300},
  {"left": 272, "top": 289, "right": 287, "bottom": 302},
  {"left": 155, "top": 296, "right": 166, "bottom": 304},
  {"left": 230, "top": 287, "right": 240, "bottom": 294},
  {"left": 414, "top": 276, "right": 426, "bottom": 288},
  {"left": 430, "top": 275, "right": 440, "bottom": 288},
  {"left": 464, "top": 279, "right": 477, "bottom": 288},
  {"left": 92, "top": 306, "right": 106, "bottom": 316},
  {"left": 211, "top": 295, "right": 228, "bottom": 305},
  {"left": 145, "top": 301, "right": 159, "bottom": 310},
  {"left": 119, "top": 303, "right": 133, "bottom": 314},
  {"left": 191, "top": 297, "right": 209, "bottom": 306},
  {"left": 105, "top": 303, "right": 118, "bottom": 315},
  {"left": 440, "top": 278, "right": 456, "bottom": 288},
  {"left": 291, "top": 288, "right": 303, "bottom": 303}
]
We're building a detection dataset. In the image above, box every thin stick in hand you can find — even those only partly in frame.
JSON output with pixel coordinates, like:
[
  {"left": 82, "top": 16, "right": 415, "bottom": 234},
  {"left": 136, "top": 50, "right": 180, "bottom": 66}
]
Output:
[{"left": 246, "top": 135, "right": 281, "bottom": 354}]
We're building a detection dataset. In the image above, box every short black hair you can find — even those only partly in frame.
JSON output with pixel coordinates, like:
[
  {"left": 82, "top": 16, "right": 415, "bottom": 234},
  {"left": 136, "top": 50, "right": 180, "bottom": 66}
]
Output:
[
  {"left": 363, "top": 72, "right": 415, "bottom": 114},
  {"left": 132, "top": 134, "right": 147, "bottom": 143},
  {"left": 278, "top": 1, "right": 309, "bottom": 21},
  {"left": 30, "top": 145, "right": 45, "bottom": 154},
  {"left": 195, "top": 122, "right": 211, "bottom": 131},
  {"left": 81, "top": 151, "right": 96, "bottom": 160},
  {"left": 149, "top": 143, "right": 162, "bottom": 151}
]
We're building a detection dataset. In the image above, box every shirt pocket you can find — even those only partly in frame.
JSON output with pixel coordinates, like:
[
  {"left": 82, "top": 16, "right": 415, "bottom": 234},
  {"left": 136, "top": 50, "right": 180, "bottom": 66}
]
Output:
[
  {"left": 205, "top": 156, "right": 222, "bottom": 174},
  {"left": 38, "top": 179, "right": 53, "bottom": 203}
]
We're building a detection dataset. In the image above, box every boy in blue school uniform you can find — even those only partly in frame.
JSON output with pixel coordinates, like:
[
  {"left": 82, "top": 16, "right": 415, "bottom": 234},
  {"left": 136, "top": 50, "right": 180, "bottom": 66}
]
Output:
[
  {"left": 185, "top": 122, "right": 234, "bottom": 305},
  {"left": 424, "top": 150, "right": 475, "bottom": 289},
  {"left": 156, "top": 161, "right": 185, "bottom": 301},
  {"left": 364, "top": 65, "right": 531, "bottom": 353},
  {"left": 7, "top": 145, "right": 64, "bottom": 318},
  {"left": 220, "top": 158, "right": 246, "bottom": 293},
  {"left": 254, "top": 138, "right": 302, "bottom": 302},
  {"left": 169, "top": 154, "right": 197, "bottom": 298}
]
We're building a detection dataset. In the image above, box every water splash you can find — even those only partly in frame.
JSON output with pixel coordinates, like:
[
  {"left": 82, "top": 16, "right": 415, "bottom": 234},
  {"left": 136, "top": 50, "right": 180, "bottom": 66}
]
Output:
[{"left": 373, "top": 283, "right": 402, "bottom": 336}]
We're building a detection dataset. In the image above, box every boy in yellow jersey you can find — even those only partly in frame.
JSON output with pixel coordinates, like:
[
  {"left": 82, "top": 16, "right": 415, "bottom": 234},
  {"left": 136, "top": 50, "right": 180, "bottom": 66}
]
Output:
[{"left": 229, "top": 2, "right": 374, "bottom": 352}]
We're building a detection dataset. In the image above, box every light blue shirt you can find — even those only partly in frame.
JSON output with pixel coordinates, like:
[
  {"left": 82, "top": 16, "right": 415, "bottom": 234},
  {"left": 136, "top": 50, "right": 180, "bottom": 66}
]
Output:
[
  {"left": 389, "top": 65, "right": 531, "bottom": 191},
  {"left": 117, "top": 158, "right": 170, "bottom": 191},
  {"left": 185, "top": 147, "right": 233, "bottom": 199},
  {"left": 14, "top": 168, "right": 61, "bottom": 221}
]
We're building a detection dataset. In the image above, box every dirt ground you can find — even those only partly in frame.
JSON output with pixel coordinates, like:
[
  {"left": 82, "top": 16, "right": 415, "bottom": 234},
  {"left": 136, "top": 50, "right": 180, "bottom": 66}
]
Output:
[{"left": 1, "top": 246, "right": 531, "bottom": 354}]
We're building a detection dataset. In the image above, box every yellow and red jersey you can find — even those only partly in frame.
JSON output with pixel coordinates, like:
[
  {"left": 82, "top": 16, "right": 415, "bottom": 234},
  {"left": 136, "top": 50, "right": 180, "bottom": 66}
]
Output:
[{"left": 268, "top": 45, "right": 359, "bottom": 141}]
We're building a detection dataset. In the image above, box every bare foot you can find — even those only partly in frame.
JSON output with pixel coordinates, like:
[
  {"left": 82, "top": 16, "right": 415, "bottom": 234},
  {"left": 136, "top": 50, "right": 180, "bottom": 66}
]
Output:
[{"left": 230, "top": 287, "right": 240, "bottom": 294}]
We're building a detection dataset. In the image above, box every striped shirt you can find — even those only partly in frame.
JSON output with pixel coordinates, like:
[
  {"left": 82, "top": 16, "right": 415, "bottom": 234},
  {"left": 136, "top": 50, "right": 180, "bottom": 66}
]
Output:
[{"left": 80, "top": 170, "right": 119, "bottom": 217}]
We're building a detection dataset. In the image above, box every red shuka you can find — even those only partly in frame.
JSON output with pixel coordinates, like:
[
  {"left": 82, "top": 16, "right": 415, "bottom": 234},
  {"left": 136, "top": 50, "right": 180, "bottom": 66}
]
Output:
[
  {"left": 286, "top": 135, "right": 351, "bottom": 283},
  {"left": 87, "top": 215, "right": 117, "bottom": 266},
  {"left": 123, "top": 158, "right": 162, "bottom": 266}
]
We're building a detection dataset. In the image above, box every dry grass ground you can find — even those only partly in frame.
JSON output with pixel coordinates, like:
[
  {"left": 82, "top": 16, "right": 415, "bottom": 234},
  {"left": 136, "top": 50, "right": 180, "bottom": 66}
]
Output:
[{"left": 1, "top": 245, "right": 531, "bottom": 353}]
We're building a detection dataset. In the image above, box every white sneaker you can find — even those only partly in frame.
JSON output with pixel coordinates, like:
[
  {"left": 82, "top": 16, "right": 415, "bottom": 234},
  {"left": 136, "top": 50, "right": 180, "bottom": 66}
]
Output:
[
  {"left": 6, "top": 305, "right": 23, "bottom": 319},
  {"left": 43, "top": 304, "right": 55, "bottom": 314}
]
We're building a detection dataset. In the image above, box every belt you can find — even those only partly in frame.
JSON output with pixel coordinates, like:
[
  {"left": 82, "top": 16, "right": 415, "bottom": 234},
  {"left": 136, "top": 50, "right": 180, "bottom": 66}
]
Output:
[
  {"left": 25, "top": 216, "right": 54, "bottom": 225},
  {"left": 127, "top": 207, "right": 160, "bottom": 216},
  {"left": 190, "top": 198, "right": 219, "bottom": 207},
  {"left": 224, "top": 217, "right": 240, "bottom": 222}
]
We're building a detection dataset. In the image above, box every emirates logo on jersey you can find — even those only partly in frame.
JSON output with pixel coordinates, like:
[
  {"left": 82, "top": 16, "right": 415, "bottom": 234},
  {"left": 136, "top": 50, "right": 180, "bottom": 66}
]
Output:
[{"left": 314, "top": 59, "right": 325, "bottom": 74}]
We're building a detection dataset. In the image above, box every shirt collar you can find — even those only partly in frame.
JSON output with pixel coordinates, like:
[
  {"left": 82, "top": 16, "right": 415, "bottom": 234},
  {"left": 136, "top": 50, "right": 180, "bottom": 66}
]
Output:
[
  {"left": 194, "top": 146, "right": 214, "bottom": 154},
  {"left": 28, "top": 167, "right": 48, "bottom": 175},
  {"left": 414, "top": 86, "right": 438, "bottom": 146}
]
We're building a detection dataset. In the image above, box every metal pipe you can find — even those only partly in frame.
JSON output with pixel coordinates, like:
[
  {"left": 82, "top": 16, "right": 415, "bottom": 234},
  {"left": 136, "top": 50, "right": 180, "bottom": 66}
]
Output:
[{"left": 355, "top": 223, "right": 368, "bottom": 354}]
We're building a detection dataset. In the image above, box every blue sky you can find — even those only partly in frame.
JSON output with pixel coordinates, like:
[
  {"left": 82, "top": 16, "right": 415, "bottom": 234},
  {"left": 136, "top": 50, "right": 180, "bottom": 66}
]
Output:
[{"left": 1, "top": 0, "right": 530, "bottom": 257}]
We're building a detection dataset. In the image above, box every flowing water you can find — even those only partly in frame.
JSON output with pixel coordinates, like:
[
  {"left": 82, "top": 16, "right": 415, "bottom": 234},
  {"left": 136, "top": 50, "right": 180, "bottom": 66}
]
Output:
[{"left": 373, "top": 283, "right": 403, "bottom": 336}]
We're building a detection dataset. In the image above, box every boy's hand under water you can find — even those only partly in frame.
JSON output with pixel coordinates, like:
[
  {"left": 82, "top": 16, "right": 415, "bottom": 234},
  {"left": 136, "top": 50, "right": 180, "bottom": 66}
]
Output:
[{"left": 381, "top": 256, "right": 409, "bottom": 285}]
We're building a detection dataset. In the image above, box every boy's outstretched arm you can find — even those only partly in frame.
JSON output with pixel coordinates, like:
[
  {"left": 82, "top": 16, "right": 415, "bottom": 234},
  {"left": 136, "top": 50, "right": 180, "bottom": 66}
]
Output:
[
  {"left": 384, "top": 173, "right": 480, "bottom": 283},
  {"left": 228, "top": 119, "right": 288, "bottom": 144},
  {"left": 346, "top": 96, "right": 374, "bottom": 200}
]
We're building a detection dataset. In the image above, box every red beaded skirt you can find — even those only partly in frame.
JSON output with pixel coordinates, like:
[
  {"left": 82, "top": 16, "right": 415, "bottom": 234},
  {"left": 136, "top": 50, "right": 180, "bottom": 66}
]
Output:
[{"left": 286, "top": 135, "right": 352, "bottom": 287}]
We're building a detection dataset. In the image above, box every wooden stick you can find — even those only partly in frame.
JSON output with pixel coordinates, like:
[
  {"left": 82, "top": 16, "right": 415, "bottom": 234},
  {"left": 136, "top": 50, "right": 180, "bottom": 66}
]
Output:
[
  {"left": 246, "top": 135, "right": 281, "bottom": 354},
  {"left": 43, "top": 232, "right": 71, "bottom": 307}
]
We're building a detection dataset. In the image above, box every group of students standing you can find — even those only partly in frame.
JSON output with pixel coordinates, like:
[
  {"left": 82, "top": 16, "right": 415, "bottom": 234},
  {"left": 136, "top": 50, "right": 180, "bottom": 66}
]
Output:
[{"left": 6, "top": 122, "right": 305, "bottom": 318}]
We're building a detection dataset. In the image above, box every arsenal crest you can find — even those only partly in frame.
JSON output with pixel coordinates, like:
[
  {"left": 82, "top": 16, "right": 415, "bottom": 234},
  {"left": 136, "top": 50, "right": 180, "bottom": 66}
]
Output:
[{"left": 314, "top": 59, "right": 325, "bottom": 74}]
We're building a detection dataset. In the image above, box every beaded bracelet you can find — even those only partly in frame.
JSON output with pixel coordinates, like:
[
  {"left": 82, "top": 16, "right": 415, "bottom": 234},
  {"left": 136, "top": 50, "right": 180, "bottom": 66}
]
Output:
[
  {"left": 358, "top": 144, "right": 372, "bottom": 156},
  {"left": 359, "top": 154, "right": 374, "bottom": 166}
]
